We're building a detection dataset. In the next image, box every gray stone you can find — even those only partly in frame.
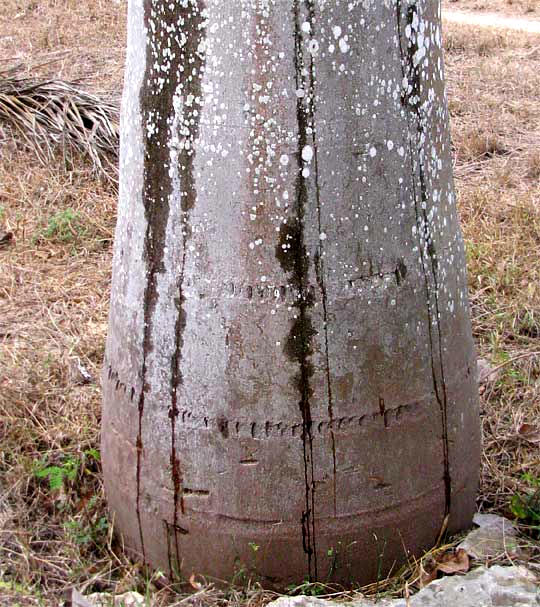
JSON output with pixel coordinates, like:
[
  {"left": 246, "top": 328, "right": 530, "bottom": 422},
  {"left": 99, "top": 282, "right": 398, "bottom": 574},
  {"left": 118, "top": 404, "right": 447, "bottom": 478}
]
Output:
[
  {"left": 458, "top": 513, "right": 524, "bottom": 560},
  {"left": 268, "top": 566, "right": 539, "bottom": 607},
  {"left": 269, "top": 597, "right": 397, "bottom": 607},
  {"left": 405, "top": 565, "right": 539, "bottom": 606},
  {"left": 477, "top": 358, "right": 498, "bottom": 383},
  {"left": 72, "top": 589, "right": 145, "bottom": 607}
]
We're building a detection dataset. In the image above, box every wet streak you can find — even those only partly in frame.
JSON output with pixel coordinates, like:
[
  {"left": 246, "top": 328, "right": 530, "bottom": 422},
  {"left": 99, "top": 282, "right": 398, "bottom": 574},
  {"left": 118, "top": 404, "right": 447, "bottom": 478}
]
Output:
[
  {"left": 138, "top": 0, "right": 207, "bottom": 572},
  {"left": 275, "top": 0, "right": 318, "bottom": 581}
]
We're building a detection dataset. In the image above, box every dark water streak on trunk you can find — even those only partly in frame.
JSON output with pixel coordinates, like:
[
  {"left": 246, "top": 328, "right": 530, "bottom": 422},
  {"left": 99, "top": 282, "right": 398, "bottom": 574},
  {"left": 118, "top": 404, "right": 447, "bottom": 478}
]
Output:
[{"left": 138, "top": 0, "right": 207, "bottom": 573}]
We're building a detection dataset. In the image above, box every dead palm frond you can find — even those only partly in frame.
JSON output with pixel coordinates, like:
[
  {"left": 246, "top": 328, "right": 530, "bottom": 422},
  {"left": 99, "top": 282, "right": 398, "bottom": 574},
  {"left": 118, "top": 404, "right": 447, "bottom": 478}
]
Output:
[{"left": 0, "top": 67, "right": 119, "bottom": 184}]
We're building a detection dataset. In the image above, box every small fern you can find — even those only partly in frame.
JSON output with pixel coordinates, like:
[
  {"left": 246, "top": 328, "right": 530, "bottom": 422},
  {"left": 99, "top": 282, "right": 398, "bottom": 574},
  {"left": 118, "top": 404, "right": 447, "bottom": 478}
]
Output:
[{"left": 33, "top": 456, "right": 79, "bottom": 491}]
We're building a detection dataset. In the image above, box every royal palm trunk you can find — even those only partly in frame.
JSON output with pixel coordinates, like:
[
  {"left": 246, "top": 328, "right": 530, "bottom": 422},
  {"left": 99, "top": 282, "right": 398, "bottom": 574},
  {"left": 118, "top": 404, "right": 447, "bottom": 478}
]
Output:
[{"left": 102, "top": 0, "right": 480, "bottom": 588}]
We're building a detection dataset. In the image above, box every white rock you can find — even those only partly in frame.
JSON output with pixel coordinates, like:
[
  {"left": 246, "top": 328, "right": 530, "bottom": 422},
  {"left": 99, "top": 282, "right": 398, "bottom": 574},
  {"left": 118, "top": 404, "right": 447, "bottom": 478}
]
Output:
[
  {"left": 406, "top": 565, "right": 539, "bottom": 606},
  {"left": 267, "top": 566, "right": 540, "bottom": 607},
  {"left": 72, "top": 590, "right": 146, "bottom": 607},
  {"left": 458, "top": 512, "right": 523, "bottom": 559},
  {"left": 477, "top": 357, "right": 498, "bottom": 383}
]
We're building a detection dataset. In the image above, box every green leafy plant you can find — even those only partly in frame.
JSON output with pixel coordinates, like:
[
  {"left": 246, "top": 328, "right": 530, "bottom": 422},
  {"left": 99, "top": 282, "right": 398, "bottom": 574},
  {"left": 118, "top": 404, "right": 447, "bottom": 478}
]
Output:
[
  {"left": 84, "top": 447, "right": 100, "bottom": 462},
  {"left": 231, "top": 556, "right": 249, "bottom": 587},
  {"left": 34, "top": 208, "right": 86, "bottom": 243},
  {"left": 510, "top": 473, "right": 540, "bottom": 536},
  {"left": 286, "top": 580, "right": 327, "bottom": 597},
  {"left": 33, "top": 455, "right": 79, "bottom": 491},
  {"left": 64, "top": 515, "right": 108, "bottom": 546},
  {"left": 326, "top": 546, "right": 338, "bottom": 580}
]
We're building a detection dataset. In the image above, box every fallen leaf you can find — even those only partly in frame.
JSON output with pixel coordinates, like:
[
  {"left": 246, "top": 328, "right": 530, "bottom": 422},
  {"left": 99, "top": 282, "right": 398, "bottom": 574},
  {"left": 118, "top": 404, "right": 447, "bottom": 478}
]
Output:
[
  {"left": 418, "top": 548, "right": 470, "bottom": 588},
  {"left": 418, "top": 562, "right": 438, "bottom": 587},
  {"left": 518, "top": 423, "right": 540, "bottom": 443},
  {"left": 436, "top": 548, "right": 470, "bottom": 575},
  {"left": 189, "top": 573, "right": 203, "bottom": 590}
]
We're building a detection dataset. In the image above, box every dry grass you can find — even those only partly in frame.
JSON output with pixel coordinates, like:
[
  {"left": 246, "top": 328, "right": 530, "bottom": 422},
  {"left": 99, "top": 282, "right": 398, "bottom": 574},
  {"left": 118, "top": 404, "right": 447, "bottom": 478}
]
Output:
[
  {"left": 0, "top": 6, "right": 123, "bottom": 599},
  {"left": 443, "top": 23, "right": 540, "bottom": 520},
  {"left": 0, "top": 0, "right": 126, "bottom": 92},
  {"left": 1, "top": 2, "right": 540, "bottom": 605},
  {"left": 0, "top": 147, "right": 118, "bottom": 604}
]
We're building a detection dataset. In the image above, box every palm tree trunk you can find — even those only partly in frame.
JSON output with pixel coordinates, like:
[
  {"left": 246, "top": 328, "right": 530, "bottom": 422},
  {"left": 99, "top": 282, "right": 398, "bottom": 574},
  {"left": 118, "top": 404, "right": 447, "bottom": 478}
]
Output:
[{"left": 102, "top": 0, "right": 480, "bottom": 588}]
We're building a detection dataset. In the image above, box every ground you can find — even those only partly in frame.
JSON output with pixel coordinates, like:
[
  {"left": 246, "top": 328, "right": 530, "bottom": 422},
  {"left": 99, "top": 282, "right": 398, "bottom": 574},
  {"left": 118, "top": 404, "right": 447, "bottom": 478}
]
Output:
[
  {"left": 447, "top": 0, "right": 539, "bottom": 17},
  {"left": 0, "top": 1, "right": 539, "bottom": 605}
]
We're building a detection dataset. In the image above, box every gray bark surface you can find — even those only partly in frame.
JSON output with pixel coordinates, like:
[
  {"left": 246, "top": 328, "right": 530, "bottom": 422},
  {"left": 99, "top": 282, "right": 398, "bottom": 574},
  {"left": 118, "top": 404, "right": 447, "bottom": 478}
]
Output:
[{"left": 102, "top": 0, "right": 480, "bottom": 588}]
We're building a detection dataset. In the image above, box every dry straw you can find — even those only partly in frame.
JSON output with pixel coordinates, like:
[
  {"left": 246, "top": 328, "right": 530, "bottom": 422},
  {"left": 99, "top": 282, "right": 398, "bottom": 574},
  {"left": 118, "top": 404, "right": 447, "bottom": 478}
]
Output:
[{"left": 0, "top": 65, "right": 119, "bottom": 185}]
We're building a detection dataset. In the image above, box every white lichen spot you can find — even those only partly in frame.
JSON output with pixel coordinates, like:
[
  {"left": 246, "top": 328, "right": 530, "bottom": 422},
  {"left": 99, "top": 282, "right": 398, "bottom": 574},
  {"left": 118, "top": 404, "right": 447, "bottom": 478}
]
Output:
[
  {"left": 338, "top": 37, "right": 350, "bottom": 53},
  {"left": 301, "top": 145, "right": 313, "bottom": 163},
  {"left": 308, "top": 40, "right": 319, "bottom": 56}
]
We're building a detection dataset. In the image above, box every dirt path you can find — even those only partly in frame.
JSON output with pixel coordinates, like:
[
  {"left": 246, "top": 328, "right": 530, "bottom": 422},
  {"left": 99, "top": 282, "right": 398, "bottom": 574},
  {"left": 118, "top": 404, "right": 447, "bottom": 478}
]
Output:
[{"left": 442, "top": 9, "right": 540, "bottom": 34}]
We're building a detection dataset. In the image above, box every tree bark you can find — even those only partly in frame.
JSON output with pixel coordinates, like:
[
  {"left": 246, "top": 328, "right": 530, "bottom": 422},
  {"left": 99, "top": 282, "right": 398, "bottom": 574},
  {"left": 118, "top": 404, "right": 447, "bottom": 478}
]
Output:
[{"left": 102, "top": 0, "right": 480, "bottom": 588}]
